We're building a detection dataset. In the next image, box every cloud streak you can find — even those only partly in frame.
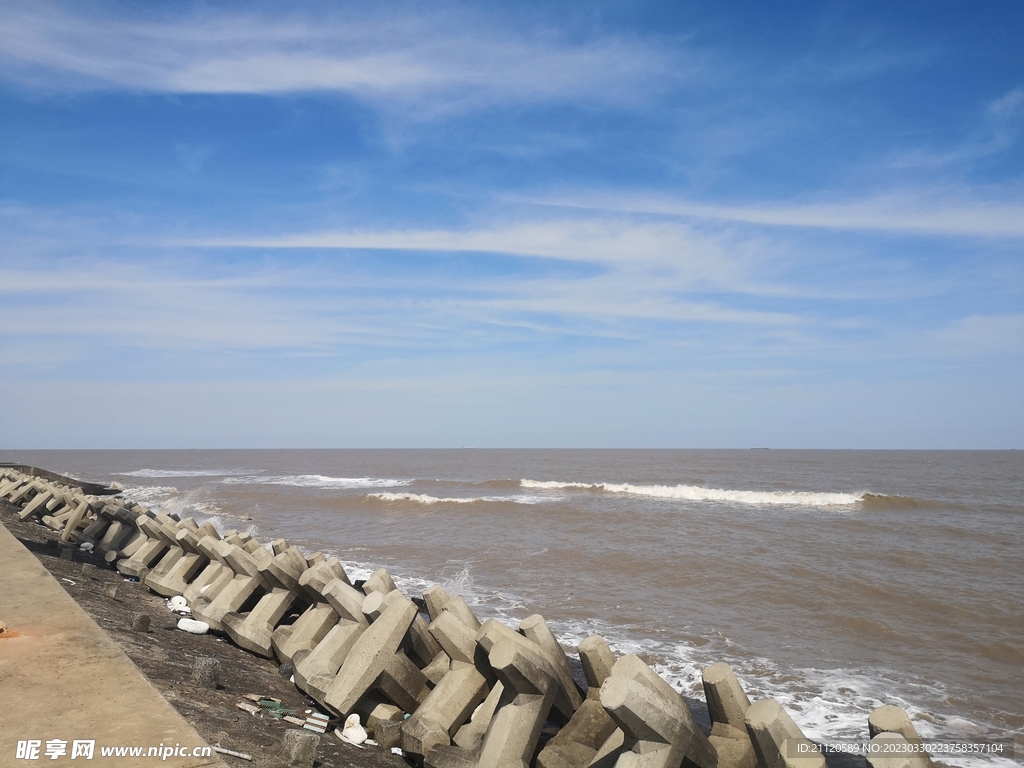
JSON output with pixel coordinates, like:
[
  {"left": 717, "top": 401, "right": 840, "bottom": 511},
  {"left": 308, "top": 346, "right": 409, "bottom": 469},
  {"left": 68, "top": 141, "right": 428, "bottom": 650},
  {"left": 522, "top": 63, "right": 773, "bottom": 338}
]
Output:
[
  {"left": 523, "top": 192, "right": 1024, "bottom": 239},
  {"left": 0, "top": 2, "right": 686, "bottom": 109}
]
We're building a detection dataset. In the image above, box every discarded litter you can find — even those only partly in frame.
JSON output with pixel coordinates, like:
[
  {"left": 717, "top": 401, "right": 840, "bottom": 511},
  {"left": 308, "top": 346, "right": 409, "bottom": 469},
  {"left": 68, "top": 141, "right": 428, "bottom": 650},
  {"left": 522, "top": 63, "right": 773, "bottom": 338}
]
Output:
[
  {"left": 391, "top": 747, "right": 403, "bottom": 755},
  {"left": 236, "top": 701, "right": 262, "bottom": 716},
  {"left": 282, "top": 715, "right": 306, "bottom": 726},
  {"left": 61, "top": 578, "right": 76, "bottom": 585},
  {"left": 167, "top": 595, "right": 191, "bottom": 615},
  {"left": 303, "top": 713, "right": 329, "bottom": 734},
  {"left": 338, "top": 713, "right": 367, "bottom": 746},
  {"left": 212, "top": 746, "right": 252, "bottom": 761},
  {"left": 79, "top": 542, "right": 94, "bottom": 552},
  {"left": 176, "top": 617, "right": 210, "bottom": 634}
]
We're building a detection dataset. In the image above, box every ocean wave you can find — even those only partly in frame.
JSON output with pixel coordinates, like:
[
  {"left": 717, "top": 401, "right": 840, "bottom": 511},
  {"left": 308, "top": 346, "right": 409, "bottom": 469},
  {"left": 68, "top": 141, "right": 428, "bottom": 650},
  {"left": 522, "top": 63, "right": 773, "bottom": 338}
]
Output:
[
  {"left": 118, "top": 468, "right": 248, "bottom": 478},
  {"left": 368, "top": 492, "right": 552, "bottom": 505},
  {"left": 223, "top": 474, "right": 412, "bottom": 489},
  {"left": 521, "top": 479, "right": 865, "bottom": 506}
]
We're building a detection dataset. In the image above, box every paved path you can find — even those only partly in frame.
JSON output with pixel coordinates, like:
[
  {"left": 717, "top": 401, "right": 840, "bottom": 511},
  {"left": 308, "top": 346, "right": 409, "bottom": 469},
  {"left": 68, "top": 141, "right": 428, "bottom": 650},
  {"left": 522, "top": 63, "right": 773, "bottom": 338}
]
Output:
[{"left": 0, "top": 523, "right": 224, "bottom": 767}]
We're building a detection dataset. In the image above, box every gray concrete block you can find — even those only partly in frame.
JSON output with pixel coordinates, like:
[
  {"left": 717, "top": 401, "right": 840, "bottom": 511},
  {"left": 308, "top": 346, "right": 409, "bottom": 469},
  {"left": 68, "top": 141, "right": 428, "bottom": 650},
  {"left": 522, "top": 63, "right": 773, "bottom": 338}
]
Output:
[{"left": 745, "top": 698, "right": 824, "bottom": 768}]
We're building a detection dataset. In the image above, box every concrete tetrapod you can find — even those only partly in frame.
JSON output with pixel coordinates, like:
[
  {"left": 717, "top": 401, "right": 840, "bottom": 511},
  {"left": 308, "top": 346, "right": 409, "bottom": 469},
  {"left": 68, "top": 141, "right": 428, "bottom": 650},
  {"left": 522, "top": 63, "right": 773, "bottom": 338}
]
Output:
[
  {"left": 292, "top": 578, "right": 370, "bottom": 705},
  {"left": 323, "top": 594, "right": 422, "bottom": 717},
  {"left": 116, "top": 513, "right": 177, "bottom": 579},
  {"left": 536, "top": 634, "right": 620, "bottom": 768},
  {"left": 182, "top": 532, "right": 241, "bottom": 604},
  {"left": 223, "top": 544, "right": 309, "bottom": 656},
  {"left": 867, "top": 706, "right": 933, "bottom": 768},
  {"left": 599, "top": 654, "right": 718, "bottom": 768},
  {"left": 146, "top": 523, "right": 218, "bottom": 597},
  {"left": 578, "top": 635, "right": 616, "bottom": 701},
  {"left": 135, "top": 515, "right": 192, "bottom": 586},
  {"left": 425, "top": 636, "right": 561, "bottom": 768},
  {"left": 865, "top": 733, "right": 931, "bottom": 768},
  {"left": 536, "top": 699, "right": 620, "bottom": 768},
  {"left": 702, "top": 662, "right": 758, "bottom": 768},
  {"left": 744, "top": 698, "right": 824, "bottom": 768},
  {"left": 190, "top": 540, "right": 272, "bottom": 633},
  {"left": 401, "top": 664, "right": 490, "bottom": 760},
  {"left": 271, "top": 559, "right": 348, "bottom": 664},
  {"left": 477, "top": 618, "right": 577, "bottom": 721}
]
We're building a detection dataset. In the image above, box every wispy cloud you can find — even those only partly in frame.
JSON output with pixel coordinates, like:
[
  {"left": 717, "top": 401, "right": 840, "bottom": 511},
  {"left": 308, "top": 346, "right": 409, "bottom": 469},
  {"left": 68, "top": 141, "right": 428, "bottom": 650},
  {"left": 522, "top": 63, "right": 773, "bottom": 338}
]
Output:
[
  {"left": 0, "top": 2, "right": 687, "bottom": 110},
  {"left": 521, "top": 191, "right": 1024, "bottom": 238}
]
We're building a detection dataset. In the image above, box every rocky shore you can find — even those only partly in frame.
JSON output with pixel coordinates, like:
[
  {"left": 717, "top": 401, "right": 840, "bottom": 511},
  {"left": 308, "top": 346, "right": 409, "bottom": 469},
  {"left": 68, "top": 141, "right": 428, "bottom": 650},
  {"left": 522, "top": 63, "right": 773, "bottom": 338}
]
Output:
[{"left": 0, "top": 466, "right": 905, "bottom": 768}]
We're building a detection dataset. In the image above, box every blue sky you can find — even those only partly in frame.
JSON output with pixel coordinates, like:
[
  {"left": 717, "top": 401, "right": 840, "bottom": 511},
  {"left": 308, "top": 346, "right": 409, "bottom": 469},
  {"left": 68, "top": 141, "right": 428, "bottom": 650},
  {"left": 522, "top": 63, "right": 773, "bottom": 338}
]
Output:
[{"left": 1, "top": 1, "right": 1022, "bottom": 448}]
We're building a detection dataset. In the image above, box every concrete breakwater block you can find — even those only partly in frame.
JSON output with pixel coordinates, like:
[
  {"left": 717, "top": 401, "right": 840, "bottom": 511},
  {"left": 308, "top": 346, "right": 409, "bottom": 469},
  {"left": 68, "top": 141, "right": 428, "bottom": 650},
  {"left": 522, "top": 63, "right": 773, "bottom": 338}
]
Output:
[
  {"left": 745, "top": 698, "right": 825, "bottom": 768},
  {"left": 703, "top": 662, "right": 758, "bottom": 768}
]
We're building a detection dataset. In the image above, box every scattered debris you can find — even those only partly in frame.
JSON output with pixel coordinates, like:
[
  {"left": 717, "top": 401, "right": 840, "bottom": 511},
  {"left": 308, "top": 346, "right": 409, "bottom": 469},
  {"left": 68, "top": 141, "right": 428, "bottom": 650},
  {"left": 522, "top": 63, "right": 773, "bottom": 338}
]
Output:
[
  {"left": 128, "top": 613, "right": 150, "bottom": 632},
  {"left": 212, "top": 746, "right": 252, "bottom": 761},
  {"left": 177, "top": 617, "right": 210, "bottom": 634},
  {"left": 236, "top": 701, "right": 262, "bottom": 716},
  {"left": 303, "top": 712, "right": 329, "bottom": 734},
  {"left": 61, "top": 578, "right": 76, "bottom": 585},
  {"left": 338, "top": 713, "right": 367, "bottom": 746}
]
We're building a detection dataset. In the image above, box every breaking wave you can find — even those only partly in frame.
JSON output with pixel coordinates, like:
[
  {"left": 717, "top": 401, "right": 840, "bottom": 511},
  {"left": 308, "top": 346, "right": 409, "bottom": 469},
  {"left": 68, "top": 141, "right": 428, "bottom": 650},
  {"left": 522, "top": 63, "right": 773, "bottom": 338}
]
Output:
[
  {"left": 118, "top": 468, "right": 248, "bottom": 478},
  {"left": 521, "top": 479, "right": 865, "bottom": 506},
  {"left": 368, "top": 492, "right": 552, "bottom": 505},
  {"left": 223, "top": 475, "right": 411, "bottom": 489}
]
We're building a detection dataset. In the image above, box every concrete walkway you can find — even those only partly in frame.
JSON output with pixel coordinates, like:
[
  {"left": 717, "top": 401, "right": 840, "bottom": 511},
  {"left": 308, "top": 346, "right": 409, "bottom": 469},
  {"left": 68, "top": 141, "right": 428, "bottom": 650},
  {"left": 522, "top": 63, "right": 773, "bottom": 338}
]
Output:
[{"left": 0, "top": 524, "right": 224, "bottom": 767}]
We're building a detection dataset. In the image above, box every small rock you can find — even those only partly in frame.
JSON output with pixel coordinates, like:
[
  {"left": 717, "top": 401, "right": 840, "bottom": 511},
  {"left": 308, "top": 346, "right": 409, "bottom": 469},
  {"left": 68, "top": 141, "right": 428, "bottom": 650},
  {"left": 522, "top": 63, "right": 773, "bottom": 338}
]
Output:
[
  {"left": 279, "top": 663, "right": 294, "bottom": 678},
  {"left": 374, "top": 720, "right": 402, "bottom": 750},
  {"left": 280, "top": 729, "right": 320, "bottom": 768},
  {"left": 128, "top": 613, "right": 150, "bottom": 632},
  {"left": 191, "top": 657, "right": 220, "bottom": 689},
  {"left": 102, "top": 583, "right": 119, "bottom": 599}
]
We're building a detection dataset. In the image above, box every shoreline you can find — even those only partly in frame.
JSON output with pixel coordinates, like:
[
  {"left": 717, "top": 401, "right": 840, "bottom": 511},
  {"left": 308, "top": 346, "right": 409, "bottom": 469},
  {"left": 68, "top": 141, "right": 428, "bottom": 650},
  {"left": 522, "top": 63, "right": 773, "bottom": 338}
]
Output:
[{"left": 2, "top": 465, "right": 896, "bottom": 768}]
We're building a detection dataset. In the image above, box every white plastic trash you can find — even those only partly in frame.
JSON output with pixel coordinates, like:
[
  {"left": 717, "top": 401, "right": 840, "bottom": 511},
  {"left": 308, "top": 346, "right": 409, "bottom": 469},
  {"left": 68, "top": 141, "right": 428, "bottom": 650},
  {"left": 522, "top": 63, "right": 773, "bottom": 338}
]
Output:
[
  {"left": 338, "top": 713, "right": 367, "bottom": 746},
  {"left": 176, "top": 617, "right": 210, "bottom": 634},
  {"left": 79, "top": 542, "right": 94, "bottom": 552},
  {"left": 169, "top": 595, "right": 188, "bottom": 611}
]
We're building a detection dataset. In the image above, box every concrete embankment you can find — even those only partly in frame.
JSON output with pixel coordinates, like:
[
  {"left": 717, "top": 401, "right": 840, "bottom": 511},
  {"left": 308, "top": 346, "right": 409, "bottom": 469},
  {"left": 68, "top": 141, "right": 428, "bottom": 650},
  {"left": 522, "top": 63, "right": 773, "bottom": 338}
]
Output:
[{"left": 0, "top": 519, "right": 224, "bottom": 767}]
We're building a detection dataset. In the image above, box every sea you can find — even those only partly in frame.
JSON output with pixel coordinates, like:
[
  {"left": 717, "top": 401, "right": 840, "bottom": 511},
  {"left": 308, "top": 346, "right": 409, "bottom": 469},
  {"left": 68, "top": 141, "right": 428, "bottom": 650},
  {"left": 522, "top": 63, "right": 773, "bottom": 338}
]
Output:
[{"left": 3, "top": 449, "right": 1021, "bottom": 766}]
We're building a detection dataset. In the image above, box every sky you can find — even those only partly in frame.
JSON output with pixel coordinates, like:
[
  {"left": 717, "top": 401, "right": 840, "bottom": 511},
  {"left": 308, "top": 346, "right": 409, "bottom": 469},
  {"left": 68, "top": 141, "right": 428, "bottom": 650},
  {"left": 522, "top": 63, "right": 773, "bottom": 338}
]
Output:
[{"left": 1, "top": 1, "right": 1022, "bottom": 449}]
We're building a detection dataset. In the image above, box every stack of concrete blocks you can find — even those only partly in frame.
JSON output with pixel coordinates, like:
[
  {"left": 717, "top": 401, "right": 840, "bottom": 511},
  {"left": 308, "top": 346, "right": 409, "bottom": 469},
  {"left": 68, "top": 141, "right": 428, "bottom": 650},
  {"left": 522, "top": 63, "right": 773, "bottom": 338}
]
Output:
[
  {"left": 536, "top": 634, "right": 622, "bottom": 768},
  {"left": 398, "top": 586, "right": 489, "bottom": 761},
  {"left": 292, "top": 572, "right": 370, "bottom": 703},
  {"left": 271, "top": 557, "right": 347, "bottom": 665},
  {"left": 222, "top": 539, "right": 314, "bottom": 657},
  {"left": 423, "top": 613, "right": 581, "bottom": 768},
  {"left": 321, "top": 579, "right": 434, "bottom": 725},
  {"left": 702, "top": 663, "right": 758, "bottom": 768},
  {"left": 865, "top": 705, "right": 933, "bottom": 768},
  {"left": 145, "top": 521, "right": 220, "bottom": 597},
  {"left": 182, "top": 530, "right": 249, "bottom": 603},
  {"left": 596, "top": 655, "right": 718, "bottom": 768},
  {"left": 190, "top": 535, "right": 280, "bottom": 633},
  {"left": 744, "top": 698, "right": 824, "bottom": 768},
  {"left": 116, "top": 512, "right": 183, "bottom": 579}
]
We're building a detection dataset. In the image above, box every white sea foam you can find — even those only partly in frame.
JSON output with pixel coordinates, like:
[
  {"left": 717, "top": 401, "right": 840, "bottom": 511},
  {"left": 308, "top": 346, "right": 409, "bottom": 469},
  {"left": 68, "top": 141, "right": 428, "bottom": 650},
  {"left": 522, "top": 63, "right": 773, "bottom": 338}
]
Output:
[
  {"left": 368, "top": 492, "right": 552, "bottom": 505},
  {"left": 223, "top": 474, "right": 411, "bottom": 489},
  {"left": 118, "top": 468, "right": 247, "bottom": 478},
  {"left": 521, "top": 479, "right": 864, "bottom": 506}
]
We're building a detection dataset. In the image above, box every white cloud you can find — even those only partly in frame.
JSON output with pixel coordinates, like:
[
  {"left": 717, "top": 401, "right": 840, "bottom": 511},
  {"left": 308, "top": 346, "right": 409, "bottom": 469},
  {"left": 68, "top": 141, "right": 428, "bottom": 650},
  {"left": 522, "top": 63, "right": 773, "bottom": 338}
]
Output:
[
  {"left": 0, "top": 3, "right": 685, "bottom": 109},
  {"left": 524, "top": 191, "right": 1024, "bottom": 238}
]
